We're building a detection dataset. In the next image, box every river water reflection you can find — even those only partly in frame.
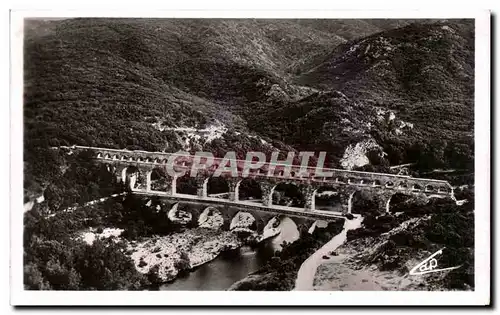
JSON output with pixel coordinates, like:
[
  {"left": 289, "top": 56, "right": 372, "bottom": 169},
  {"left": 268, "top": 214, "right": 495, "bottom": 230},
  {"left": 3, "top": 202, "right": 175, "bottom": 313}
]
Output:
[{"left": 160, "top": 216, "right": 300, "bottom": 291}]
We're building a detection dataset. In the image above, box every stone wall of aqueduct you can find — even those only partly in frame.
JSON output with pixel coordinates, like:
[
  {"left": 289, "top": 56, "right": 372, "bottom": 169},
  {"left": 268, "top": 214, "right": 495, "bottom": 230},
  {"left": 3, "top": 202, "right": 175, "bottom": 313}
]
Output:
[{"left": 70, "top": 146, "right": 455, "bottom": 215}]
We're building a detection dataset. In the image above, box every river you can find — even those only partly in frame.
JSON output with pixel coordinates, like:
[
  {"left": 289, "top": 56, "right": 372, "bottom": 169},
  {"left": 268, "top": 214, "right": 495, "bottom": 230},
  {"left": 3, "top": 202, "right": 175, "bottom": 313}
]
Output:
[{"left": 159, "top": 216, "right": 300, "bottom": 291}]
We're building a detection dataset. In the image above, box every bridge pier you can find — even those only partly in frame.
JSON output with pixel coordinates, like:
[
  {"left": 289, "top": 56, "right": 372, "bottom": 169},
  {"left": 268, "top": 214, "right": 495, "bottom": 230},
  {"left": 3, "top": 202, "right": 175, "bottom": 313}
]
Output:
[
  {"left": 117, "top": 166, "right": 128, "bottom": 184},
  {"left": 196, "top": 177, "right": 208, "bottom": 198},
  {"left": 233, "top": 180, "right": 242, "bottom": 202},
  {"left": 116, "top": 172, "right": 123, "bottom": 184},
  {"left": 196, "top": 187, "right": 204, "bottom": 197},
  {"left": 114, "top": 165, "right": 152, "bottom": 191},
  {"left": 145, "top": 170, "right": 152, "bottom": 192},
  {"left": 84, "top": 147, "right": 454, "bottom": 217},
  {"left": 378, "top": 192, "right": 395, "bottom": 213},
  {"left": 172, "top": 175, "right": 178, "bottom": 195},
  {"left": 301, "top": 186, "right": 316, "bottom": 211},
  {"left": 260, "top": 182, "right": 274, "bottom": 207},
  {"left": 227, "top": 178, "right": 240, "bottom": 202},
  {"left": 338, "top": 188, "right": 357, "bottom": 214},
  {"left": 135, "top": 169, "right": 150, "bottom": 192},
  {"left": 166, "top": 175, "right": 176, "bottom": 195}
]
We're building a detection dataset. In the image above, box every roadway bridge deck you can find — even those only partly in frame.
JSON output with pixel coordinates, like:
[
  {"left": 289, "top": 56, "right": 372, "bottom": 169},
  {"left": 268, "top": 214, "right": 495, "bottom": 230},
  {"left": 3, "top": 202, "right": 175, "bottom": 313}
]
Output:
[{"left": 134, "top": 191, "right": 349, "bottom": 221}]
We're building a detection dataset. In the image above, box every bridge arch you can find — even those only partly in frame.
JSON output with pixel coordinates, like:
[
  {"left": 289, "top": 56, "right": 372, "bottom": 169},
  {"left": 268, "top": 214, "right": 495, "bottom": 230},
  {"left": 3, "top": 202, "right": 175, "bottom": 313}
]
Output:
[
  {"left": 373, "top": 180, "right": 382, "bottom": 187},
  {"left": 387, "top": 192, "right": 415, "bottom": 214},
  {"left": 271, "top": 182, "right": 305, "bottom": 208},
  {"left": 229, "top": 211, "right": 257, "bottom": 232},
  {"left": 313, "top": 186, "right": 342, "bottom": 212},
  {"left": 397, "top": 182, "right": 409, "bottom": 190},
  {"left": 237, "top": 178, "right": 262, "bottom": 202},
  {"left": 264, "top": 215, "right": 300, "bottom": 249},
  {"left": 206, "top": 176, "right": 230, "bottom": 199},
  {"left": 350, "top": 190, "right": 379, "bottom": 216},
  {"left": 176, "top": 175, "right": 198, "bottom": 195},
  {"left": 167, "top": 202, "right": 179, "bottom": 219},
  {"left": 167, "top": 203, "right": 193, "bottom": 224},
  {"left": 262, "top": 216, "right": 281, "bottom": 237},
  {"left": 149, "top": 167, "right": 170, "bottom": 192},
  {"left": 198, "top": 206, "right": 224, "bottom": 229},
  {"left": 412, "top": 184, "right": 423, "bottom": 191},
  {"left": 121, "top": 166, "right": 145, "bottom": 190}
]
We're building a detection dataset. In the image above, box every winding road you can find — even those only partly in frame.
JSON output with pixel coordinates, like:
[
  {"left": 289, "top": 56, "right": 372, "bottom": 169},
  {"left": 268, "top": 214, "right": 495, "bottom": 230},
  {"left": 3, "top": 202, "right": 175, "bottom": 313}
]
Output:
[{"left": 294, "top": 216, "right": 364, "bottom": 291}]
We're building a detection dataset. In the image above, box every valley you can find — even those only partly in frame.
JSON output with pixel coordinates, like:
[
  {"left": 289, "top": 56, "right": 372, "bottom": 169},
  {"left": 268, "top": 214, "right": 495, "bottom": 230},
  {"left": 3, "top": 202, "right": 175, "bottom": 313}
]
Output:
[{"left": 22, "top": 18, "right": 475, "bottom": 292}]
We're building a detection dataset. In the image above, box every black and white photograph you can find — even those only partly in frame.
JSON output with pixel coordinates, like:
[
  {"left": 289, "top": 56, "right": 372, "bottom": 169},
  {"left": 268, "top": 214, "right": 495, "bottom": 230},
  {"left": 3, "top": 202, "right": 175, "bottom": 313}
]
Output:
[{"left": 9, "top": 9, "right": 491, "bottom": 306}]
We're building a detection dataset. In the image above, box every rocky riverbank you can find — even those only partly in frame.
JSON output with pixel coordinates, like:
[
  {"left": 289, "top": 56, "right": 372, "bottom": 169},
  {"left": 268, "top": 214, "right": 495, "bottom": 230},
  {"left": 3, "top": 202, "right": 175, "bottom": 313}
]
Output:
[
  {"left": 74, "top": 206, "right": 286, "bottom": 286},
  {"left": 127, "top": 228, "right": 242, "bottom": 282}
]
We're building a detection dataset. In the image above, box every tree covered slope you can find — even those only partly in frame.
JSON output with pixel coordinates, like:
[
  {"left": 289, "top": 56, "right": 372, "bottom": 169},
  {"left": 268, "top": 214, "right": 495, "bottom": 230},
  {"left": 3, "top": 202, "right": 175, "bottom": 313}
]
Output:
[{"left": 23, "top": 18, "right": 474, "bottom": 196}]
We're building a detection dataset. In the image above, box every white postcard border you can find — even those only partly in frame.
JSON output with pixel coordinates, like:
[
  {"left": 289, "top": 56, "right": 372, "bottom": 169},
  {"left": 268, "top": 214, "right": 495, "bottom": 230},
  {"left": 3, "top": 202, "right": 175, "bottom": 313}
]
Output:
[{"left": 9, "top": 9, "right": 491, "bottom": 306}]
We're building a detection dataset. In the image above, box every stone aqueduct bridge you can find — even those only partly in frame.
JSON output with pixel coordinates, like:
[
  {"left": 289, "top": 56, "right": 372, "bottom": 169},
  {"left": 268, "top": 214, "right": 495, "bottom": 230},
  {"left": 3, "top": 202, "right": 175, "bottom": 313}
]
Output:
[{"left": 71, "top": 146, "right": 454, "bottom": 219}]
